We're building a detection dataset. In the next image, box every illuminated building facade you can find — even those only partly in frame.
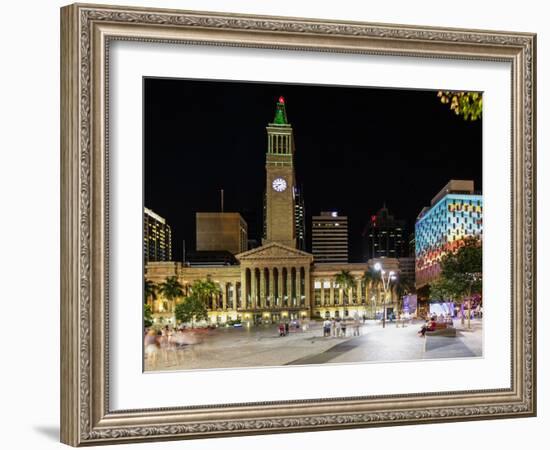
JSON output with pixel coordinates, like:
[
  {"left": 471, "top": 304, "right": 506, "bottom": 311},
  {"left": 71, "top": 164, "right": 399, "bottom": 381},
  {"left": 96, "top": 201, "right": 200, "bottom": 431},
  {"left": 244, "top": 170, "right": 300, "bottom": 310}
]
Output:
[
  {"left": 146, "top": 98, "right": 400, "bottom": 325},
  {"left": 415, "top": 180, "right": 483, "bottom": 288},
  {"left": 144, "top": 207, "right": 172, "bottom": 263},
  {"left": 312, "top": 212, "right": 349, "bottom": 263}
]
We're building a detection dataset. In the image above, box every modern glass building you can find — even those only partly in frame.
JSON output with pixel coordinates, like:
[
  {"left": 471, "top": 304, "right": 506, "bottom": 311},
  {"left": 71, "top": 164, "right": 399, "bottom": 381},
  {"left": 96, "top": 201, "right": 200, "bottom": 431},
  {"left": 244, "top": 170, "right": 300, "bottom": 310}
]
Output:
[{"left": 415, "top": 180, "right": 483, "bottom": 288}]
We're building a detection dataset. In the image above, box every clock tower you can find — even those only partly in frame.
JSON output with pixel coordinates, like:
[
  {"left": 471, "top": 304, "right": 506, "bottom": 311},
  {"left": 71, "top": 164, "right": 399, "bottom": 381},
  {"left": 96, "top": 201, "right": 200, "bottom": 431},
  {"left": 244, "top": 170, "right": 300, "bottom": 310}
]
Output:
[{"left": 263, "top": 96, "right": 296, "bottom": 248}]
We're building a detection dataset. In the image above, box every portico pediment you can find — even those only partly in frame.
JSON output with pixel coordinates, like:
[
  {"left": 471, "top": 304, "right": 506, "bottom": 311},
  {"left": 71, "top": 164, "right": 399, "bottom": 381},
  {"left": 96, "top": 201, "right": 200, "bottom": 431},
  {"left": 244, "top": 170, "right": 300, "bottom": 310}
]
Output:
[{"left": 236, "top": 242, "right": 313, "bottom": 263}]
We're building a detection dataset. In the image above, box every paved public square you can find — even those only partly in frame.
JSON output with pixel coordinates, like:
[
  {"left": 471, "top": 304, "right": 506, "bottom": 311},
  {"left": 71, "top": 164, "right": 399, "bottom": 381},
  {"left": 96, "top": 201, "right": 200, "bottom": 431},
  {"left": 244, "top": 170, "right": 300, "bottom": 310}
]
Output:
[{"left": 144, "top": 319, "right": 483, "bottom": 372}]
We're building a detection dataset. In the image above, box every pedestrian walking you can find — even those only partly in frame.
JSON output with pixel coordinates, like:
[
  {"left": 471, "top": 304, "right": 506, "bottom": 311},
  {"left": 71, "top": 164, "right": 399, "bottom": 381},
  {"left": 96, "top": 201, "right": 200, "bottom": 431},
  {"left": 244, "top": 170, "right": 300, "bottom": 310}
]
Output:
[
  {"left": 322, "top": 318, "right": 331, "bottom": 337},
  {"left": 353, "top": 318, "right": 361, "bottom": 336},
  {"left": 341, "top": 318, "right": 347, "bottom": 337},
  {"left": 331, "top": 318, "right": 337, "bottom": 337},
  {"left": 278, "top": 322, "right": 285, "bottom": 337},
  {"left": 284, "top": 321, "right": 289, "bottom": 336},
  {"left": 144, "top": 329, "right": 159, "bottom": 369},
  {"left": 335, "top": 319, "right": 342, "bottom": 337}
]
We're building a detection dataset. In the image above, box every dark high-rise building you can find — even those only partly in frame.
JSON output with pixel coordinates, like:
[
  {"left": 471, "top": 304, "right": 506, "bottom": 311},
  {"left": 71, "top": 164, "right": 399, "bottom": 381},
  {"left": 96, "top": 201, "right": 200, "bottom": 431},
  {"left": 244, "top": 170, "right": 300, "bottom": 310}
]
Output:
[
  {"left": 312, "top": 211, "right": 349, "bottom": 263},
  {"left": 294, "top": 185, "right": 306, "bottom": 251},
  {"left": 362, "top": 205, "right": 407, "bottom": 260},
  {"left": 144, "top": 207, "right": 172, "bottom": 263}
]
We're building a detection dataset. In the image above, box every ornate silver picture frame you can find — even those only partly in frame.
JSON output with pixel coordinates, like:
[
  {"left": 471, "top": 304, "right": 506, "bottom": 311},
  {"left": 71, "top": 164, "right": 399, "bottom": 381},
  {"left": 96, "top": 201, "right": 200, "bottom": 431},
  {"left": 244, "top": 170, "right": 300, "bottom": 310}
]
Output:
[{"left": 60, "top": 3, "right": 536, "bottom": 446}]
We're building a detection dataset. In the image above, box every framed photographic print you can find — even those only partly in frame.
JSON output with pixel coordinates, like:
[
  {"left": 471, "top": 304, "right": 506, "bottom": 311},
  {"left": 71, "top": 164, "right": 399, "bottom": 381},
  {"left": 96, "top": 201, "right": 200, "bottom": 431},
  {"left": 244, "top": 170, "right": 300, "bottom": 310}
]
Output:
[{"left": 60, "top": 3, "right": 536, "bottom": 446}]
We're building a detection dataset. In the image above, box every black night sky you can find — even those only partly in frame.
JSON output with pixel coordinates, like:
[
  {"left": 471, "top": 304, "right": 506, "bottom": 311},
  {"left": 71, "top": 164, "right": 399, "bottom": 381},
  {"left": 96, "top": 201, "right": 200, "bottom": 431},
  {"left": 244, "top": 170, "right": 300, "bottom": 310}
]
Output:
[{"left": 144, "top": 78, "right": 482, "bottom": 262}]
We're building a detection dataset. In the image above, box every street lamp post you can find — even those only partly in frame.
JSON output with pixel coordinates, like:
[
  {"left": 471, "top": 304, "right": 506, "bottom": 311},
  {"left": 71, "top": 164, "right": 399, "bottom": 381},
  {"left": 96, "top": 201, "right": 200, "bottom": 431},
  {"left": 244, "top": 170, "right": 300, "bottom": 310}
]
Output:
[{"left": 374, "top": 262, "right": 397, "bottom": 328}]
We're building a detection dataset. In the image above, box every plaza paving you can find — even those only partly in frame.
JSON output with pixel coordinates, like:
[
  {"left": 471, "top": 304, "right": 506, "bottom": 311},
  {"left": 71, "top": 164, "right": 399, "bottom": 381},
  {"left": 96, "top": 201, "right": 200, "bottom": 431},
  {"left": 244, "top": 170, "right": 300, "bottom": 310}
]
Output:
[{"left": 144, "top": 319, "right": 483, "bottom": 372}]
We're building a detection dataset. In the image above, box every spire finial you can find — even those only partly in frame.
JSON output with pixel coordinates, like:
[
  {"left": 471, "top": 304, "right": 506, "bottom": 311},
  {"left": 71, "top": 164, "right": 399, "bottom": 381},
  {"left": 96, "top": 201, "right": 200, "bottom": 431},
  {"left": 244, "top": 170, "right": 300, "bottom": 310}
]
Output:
[{"left": 273, "top": 96, "right": 288, "bottom": 125}]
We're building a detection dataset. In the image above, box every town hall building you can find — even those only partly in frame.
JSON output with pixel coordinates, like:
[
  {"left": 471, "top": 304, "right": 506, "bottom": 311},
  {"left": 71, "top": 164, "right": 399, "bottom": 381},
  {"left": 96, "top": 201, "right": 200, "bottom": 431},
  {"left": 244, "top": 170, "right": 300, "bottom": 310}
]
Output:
[{"left": 146, "top": 97, "right": 402, "bottom": 325}]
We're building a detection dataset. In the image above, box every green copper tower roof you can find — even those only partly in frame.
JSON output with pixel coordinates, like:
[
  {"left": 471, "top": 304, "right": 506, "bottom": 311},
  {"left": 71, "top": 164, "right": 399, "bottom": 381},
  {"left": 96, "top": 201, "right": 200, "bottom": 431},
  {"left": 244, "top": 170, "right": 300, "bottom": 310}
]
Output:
[{"left": 272, "top": 96, "right": 289, "bottom": 125}]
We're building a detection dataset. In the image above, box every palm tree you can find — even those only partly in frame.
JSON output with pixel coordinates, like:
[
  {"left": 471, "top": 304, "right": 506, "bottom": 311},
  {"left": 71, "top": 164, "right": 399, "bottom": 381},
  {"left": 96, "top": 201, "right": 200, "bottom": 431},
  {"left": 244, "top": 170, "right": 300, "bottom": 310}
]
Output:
[
  {"left": 144, "top": 279, "right": 157, "bottom": 308},
  {"left": 363, "top": 269, "right": 381, "bottom": 319},
  {"left": 157, "top": 276, "right": 184, "bottom": 313},
  {"left": 191, "top": 277, "right": 221, "bottom": 309},
  {"left": 335, "top": 270, "right": 354, "bottom": 307}
]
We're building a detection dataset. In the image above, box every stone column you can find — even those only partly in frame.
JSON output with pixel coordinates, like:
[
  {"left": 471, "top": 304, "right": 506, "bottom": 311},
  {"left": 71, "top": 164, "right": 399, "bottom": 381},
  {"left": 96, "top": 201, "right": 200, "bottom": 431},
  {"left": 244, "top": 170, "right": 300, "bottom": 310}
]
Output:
[
  {"left": 251, "top": 269, "right": 257, "bottom": 309},
  {"left": 269, "top": 267, "right": 276, "bottom": 308},
  {"left": 296, "top": 267, "right": 302, "bottom": 307},
  {"left": 221, "top": 282, "right": 227, "bottom": 310},
  {"left": 230, "top": 283, "right": 235, "bottom": 310},
  {"left": 278, "top": 267, "right": 283, "bottom": 307},
  {"left": 339, "top": 286, "right": 344, "bottom": 305},
  {"left": 305, "top": 266, "right": 311, "bottom": 310},
  {"left": 330, "top": 280, "right": 335, "bottom": 306},
  {"left": 286, "top": 267, "right": 292, "bottom": 307},
  {"left": 240, "top": 269, "right": 247, "bottom": 309},
  {"left": 260, "top": 268, "right": 266, "bottom": 309},
  {"left": 357, "top": 278, "right": 363, "bottom": 305},
  {"left": 320, "top": 279, "right": 325, "bottom": 306}
]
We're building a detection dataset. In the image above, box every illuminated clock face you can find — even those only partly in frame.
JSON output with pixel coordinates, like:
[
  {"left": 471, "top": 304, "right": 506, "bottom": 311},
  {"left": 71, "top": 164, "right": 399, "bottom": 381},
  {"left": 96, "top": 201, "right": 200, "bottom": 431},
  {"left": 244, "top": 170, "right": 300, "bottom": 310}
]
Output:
[{"left": 272, "top": 178, "right": 287, "bottom": 192}]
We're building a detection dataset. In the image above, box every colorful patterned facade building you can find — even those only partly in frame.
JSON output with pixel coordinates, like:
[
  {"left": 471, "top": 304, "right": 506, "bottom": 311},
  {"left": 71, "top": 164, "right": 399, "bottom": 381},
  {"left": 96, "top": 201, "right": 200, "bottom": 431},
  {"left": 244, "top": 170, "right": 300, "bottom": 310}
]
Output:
[{"left": 415, "top": 180, "right": 483, "bottom": 288}]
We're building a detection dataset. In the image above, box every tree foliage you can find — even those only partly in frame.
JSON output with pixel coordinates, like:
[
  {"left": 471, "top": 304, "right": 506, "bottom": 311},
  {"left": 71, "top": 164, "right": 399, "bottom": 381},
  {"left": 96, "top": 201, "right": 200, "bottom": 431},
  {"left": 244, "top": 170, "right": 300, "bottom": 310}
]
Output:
[
  {"left": 362, "top": 268, "right": 380, "bottom": 288},
  {"left": 429, "top": 277, "right": 459, "bottom": 302},
  {"left": 157, "top": 276, "right": 184, "bottom": 303},
  {"left": 438, "top": 91, "right": 482, "bottom": 121},
  {"left": 363, "top": 268, "right": 382, "bottom": 305},
  {"left": 190, "top": 277, "right": 220, "bottom": 304},
  {"left": 144, "top": 303, "right": 153, "bottom": 328},
  {"left": 435, "top": 237, "right": 482, "bottom": 302},
  {"left": 335, "top": 270, "right": 355, "bottom": 302},
  {"left": 175, "top": 296, "right": 208, "bottom": 327},
  {"left": 144, "top": 279, "right": 157, "bottom": 305},
  {"left": 335, "top": 270, "right": 354, "bottom": 289}
]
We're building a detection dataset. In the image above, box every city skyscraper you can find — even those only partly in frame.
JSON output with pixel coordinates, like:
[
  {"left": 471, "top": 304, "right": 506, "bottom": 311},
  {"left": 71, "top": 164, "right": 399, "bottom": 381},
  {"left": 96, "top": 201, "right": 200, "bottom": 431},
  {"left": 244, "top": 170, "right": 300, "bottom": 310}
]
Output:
[
  {"left": 312, "top": 211, "right": 349, "bottom": 263},
  {"left": 144, "top": 207, "right": 172, "bottom": 263},
  {"left": 415, "top": 180, "right": 483, "bottom": 288},
  {"left": 294, "top": 185, "right": 306, "bottom": 251},
  {"left": 362, "top": 205, "right": 407, "bottom": 260}
]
